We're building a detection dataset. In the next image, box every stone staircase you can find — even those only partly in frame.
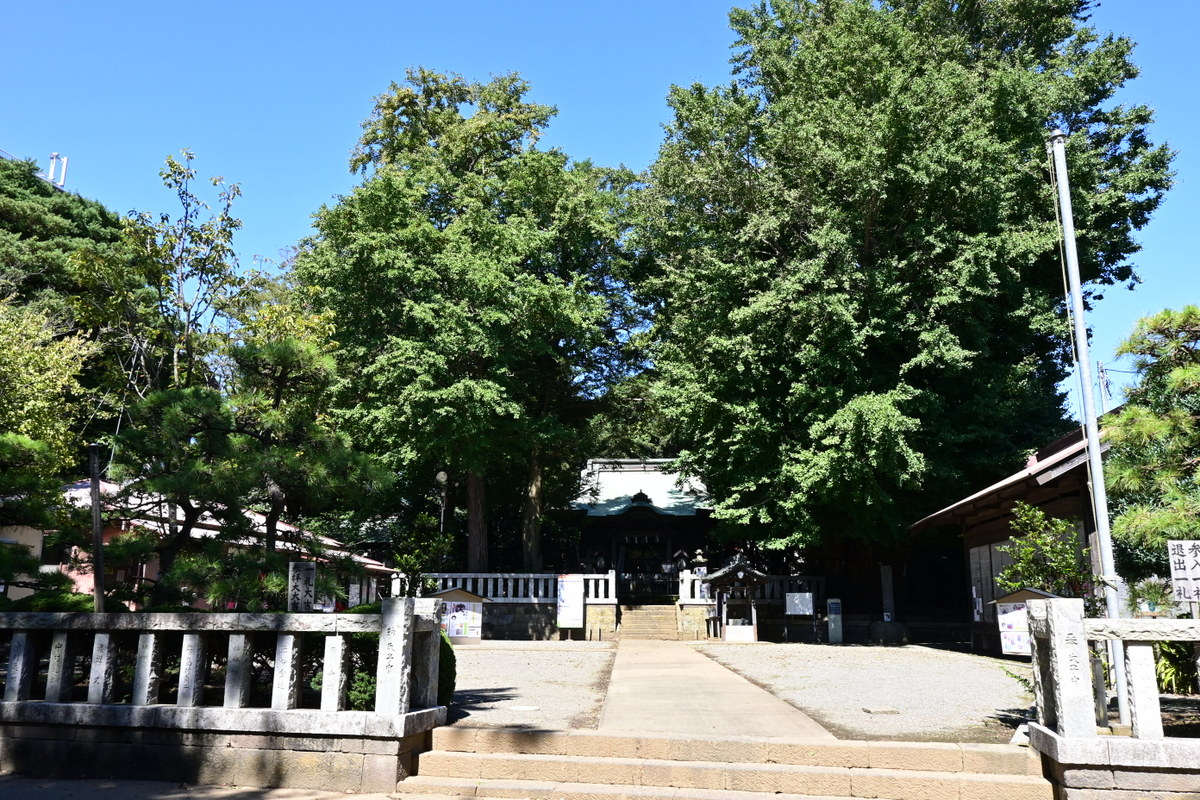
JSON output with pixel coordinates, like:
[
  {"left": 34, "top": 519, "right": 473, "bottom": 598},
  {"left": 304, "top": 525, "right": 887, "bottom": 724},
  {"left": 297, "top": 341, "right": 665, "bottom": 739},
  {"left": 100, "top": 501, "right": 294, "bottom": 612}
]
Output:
[
  {"left": 618, "top": 604, "right": 679, "bottom": 640},
  {"left": 398, "top": 726, "right": 1053, "bottom": 800}
]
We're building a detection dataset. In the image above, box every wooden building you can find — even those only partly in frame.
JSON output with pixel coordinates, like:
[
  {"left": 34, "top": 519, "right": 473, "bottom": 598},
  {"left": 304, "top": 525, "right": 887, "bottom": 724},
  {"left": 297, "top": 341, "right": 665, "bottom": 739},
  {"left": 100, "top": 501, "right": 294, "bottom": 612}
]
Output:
[{"left": 909, "top": 427, "right": 1103, "bottom": 653}]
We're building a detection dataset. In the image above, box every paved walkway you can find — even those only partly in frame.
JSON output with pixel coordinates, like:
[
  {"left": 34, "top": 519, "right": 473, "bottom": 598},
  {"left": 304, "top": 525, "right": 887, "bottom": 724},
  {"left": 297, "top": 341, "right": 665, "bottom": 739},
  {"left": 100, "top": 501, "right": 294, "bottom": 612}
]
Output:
[{"left": 600, "top": 639, "right": 835, "bottom": 739}]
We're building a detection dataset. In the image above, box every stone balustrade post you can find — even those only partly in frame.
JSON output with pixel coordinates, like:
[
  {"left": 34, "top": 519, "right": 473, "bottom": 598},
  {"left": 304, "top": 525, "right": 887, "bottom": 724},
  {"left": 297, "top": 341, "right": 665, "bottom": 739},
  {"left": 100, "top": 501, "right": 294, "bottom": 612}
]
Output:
[
  {"left": 224, "top": 633, "right": 253, "bottom": 709},
  {"left": 4, "top": 632, "right": 36, "bottom": 701},
  {"left": 1125, "top": 640, "right": 1164, "bottom": 739},
  {"left": 132, "top": 632, "right": 163, "bottom": 705},
  {"left": 178, "top": 633, "right": 207, "bottom": 707},
  {"left": 87, "top": 632, "right": 117, "bottom": 704},
  {"left": 321, "top": 634, "right": 349, "bottom": 712},
  {"left": 375, "top": 597, "right": 415, "bottom": 714},
  {"left": 271, "top": 632, "right": 302, "bottom": 710},
  {"left": 1029, "top": 598, "right": 1097, "bottom": 737},
  {"left": 44, "top": 631, "right": 74, "bottom": 702}
]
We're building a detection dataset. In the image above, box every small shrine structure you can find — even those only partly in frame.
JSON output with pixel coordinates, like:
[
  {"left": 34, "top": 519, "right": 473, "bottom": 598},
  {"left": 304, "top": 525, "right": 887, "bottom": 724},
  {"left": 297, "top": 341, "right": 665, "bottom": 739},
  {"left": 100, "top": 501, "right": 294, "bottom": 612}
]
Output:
[{"left": 703, "top": 552, "right": 771, "bottom": 642}]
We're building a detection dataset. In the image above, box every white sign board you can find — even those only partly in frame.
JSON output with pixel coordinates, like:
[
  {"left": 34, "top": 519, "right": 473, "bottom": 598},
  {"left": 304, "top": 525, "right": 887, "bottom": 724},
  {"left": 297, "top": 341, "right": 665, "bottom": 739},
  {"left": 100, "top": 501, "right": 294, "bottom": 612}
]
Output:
[
  {"left": 785, "top": 592, "right": 814, "bottom": 616},
  {"left": 1168, "top": 540, "right": 1200, "bottom": 604},
  {"left": 557, "top": 574, "right": 585, "bottom": 628},
  {"left": 442, "top": 601, "right": 483, "bottom": 640},
  {"left": 996, "top": 601, "right": 1032, "bottom": 656}
]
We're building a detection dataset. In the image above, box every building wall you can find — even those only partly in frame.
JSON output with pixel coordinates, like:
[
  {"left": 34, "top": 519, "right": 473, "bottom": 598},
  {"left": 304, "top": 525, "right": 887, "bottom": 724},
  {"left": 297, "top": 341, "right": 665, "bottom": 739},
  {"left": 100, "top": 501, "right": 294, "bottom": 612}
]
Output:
[
  {"left": 481, "top": 602, "right": 618, "bottom": 641},
  {"left": 0, "top": 525, "right": 45, "bottom": 601}
]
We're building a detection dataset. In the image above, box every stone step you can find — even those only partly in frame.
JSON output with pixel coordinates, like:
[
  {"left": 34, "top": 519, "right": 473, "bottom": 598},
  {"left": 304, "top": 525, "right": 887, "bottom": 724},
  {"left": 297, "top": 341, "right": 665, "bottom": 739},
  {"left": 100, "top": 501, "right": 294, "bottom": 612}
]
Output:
[
  {"left": 431, "top": 728, "right": 1043, "bottom": 776},
  {"left": 398, "top": 775, "right": 893, "bottom": 800},
  {"left": 398, "top": 775, "right": 875, "bottom": 800},
  {"left": 409, "top": 754, "right": 1052, "bottom": 799}
]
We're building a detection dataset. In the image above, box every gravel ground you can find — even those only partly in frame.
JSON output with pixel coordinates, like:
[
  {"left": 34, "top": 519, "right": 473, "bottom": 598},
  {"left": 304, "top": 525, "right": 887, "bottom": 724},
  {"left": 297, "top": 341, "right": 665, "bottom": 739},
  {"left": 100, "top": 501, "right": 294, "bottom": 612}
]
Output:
[
  {"left": 447, "top": 639, "right": 1033, "bottom": 742},
  {"left": 448, "top": 640, "right": 616, "bottom": 730},
  {"left": 696, "top": 642, "right": 1033, "bottom": 742}
]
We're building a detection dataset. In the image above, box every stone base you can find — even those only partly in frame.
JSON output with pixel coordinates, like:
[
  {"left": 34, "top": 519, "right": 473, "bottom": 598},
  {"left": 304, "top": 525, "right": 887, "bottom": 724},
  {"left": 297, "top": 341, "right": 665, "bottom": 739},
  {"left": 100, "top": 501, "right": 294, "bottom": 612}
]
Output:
[
  {"left": 0, "top": 719, "right": 436, "bottom": 793},
  {"left": 1029, "top": 722, "right": 1200, "bottom": 799}
]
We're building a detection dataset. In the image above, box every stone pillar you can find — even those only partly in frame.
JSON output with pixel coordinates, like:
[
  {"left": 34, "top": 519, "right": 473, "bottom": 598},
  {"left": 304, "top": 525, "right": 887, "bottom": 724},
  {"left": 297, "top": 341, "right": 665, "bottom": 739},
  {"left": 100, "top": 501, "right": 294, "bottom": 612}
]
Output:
[
  {"left": 4, "top": 632, "right": 36, "bottom": 701},
  {"left": 44, "top": 631, "right": 74, "bottom": 702},
  {"left": 375, "top": 597, "right": 415, "bottom": 714},
  {"left": 321, "top": 634, "right": 349, "bottom": 712},
  {"left": 272, "top": 633, "right": 303, "bottom": 710},
  {"left": 224, "top": 633, "right": 253, "bottom": 709},
  {"left": 272, "top": 633, "right": 302, "bottom": 714},
  {"left": 132, "top": 632, "right": 162, "bottom": 705},
  {"left": 1030, "top": 599, "right": 1097, "bottom": 737},
  {"left": 411, "top": 630, "right": 440, "bottom": 709},
  {"left": 881, "top": 564, "right": 896, "bottom": 621},
  {"left": 88, "top": 632, "right": 117, "bottom": 704},
  {"left": 1125, "top": 641, "right": 1164, "bottom": 739},
  {"left": 178, "top": 633, "right": 207, "bottom": 707}
]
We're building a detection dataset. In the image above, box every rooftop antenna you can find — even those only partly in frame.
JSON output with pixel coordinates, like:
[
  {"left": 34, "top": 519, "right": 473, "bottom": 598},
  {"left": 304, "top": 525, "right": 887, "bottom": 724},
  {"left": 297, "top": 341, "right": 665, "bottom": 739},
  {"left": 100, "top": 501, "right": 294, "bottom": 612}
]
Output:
[{"left": 45, "top": 152, "right": 69, "bottom": 188}]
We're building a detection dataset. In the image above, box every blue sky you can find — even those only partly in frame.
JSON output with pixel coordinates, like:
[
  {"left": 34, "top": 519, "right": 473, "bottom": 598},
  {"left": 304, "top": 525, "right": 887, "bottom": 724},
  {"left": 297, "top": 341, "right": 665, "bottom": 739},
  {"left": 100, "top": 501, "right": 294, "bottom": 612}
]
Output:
[{"left": 3, "top": 1, "right": 1194, "bottom": 408}]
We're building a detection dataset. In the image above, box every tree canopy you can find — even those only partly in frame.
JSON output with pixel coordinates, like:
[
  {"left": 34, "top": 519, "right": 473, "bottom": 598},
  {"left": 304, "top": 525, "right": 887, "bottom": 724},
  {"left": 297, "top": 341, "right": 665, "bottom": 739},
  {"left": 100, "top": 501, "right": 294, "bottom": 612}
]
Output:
[
  {"left": 638, "top": 0, "right": 1172, "bottom": 549},
  {"left": 1107, "top": 305, "right": 1200, "bottom": 581},
  {"left": 297, "top": 69, "right": 637, "bottom": 570}
]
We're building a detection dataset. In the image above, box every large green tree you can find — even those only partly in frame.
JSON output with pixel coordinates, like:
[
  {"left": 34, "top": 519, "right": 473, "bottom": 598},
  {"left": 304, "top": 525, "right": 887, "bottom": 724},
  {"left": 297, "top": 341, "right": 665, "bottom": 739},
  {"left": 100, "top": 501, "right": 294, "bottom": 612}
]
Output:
[
  {"left": 1107, "top": 306, "right": 1200, "bottom": 582},
  {"left": 297, "top": 70, "right": 635, "bottom": 570},
  {"left": 640, "top": 0, "right": 1172, "bottom": 549}
]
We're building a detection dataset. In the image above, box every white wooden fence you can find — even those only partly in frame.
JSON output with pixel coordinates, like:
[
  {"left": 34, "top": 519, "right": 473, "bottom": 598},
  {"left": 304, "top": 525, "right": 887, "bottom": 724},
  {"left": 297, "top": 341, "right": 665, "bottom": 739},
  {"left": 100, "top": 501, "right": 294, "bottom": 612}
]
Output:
[{"left": 421, "top": 571, "right": 617, "bottom": 604}]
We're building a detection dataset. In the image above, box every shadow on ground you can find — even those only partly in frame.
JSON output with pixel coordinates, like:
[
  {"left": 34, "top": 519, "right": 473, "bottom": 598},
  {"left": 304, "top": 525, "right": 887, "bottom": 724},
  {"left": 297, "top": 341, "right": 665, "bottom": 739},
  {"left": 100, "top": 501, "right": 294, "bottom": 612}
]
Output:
[{"left": 446, "top": 686, "right": 518, "bottom": 723}]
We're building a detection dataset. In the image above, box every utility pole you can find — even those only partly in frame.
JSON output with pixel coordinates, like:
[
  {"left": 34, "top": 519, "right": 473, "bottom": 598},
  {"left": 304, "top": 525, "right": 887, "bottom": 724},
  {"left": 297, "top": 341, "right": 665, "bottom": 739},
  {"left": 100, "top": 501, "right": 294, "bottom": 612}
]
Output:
[{"left": 1049, "top": 129, "right": 1128, "bottom": 726}]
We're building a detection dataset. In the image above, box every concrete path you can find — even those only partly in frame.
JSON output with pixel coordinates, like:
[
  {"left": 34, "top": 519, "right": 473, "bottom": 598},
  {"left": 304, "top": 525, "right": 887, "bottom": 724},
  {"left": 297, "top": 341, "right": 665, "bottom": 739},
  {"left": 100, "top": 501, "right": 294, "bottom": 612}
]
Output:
[{"left": 599, "top": 639, "right": 835, "bottom": 739}]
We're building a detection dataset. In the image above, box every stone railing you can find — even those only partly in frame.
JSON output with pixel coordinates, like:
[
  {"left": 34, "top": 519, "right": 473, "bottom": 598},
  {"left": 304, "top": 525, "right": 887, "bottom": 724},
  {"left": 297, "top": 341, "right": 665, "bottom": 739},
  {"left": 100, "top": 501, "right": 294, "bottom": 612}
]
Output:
[
  {"left": 423, "top": 571, "right": 618, "bottom": 605},
  {"left": 1027, "top": 598, "right": 1200, "bottom": 798},
  {"left": 0, "top": 597, "right": 444, "bottom": 792}
]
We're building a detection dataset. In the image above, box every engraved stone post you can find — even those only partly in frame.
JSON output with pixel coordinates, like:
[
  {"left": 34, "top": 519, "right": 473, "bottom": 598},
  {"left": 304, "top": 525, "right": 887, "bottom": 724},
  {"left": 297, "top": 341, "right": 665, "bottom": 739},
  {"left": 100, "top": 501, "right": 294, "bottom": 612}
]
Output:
[
  {"left": 288, "top": 562, "right": 317, "bottom": 612},
  {"left": 1125, "top": 641, "right": 1165, "bottom": 739},
  {"left": 177, "top": 633, "right": 207, "bottom": 707},
  {"left": 45, "top": 631, "right": 74, "bottom": 702},
  {"left": 88, "top": 632, "right": 117, "bottom": 704},
  {"left": 4, "top": 632, "right": 36, "bottom": 701},
  {"left": 1028, "top": 600, "right": 1055, "bottom": 729},
  {"left": 224, "top": 632, "right": 253, "bottom": 709},
  {"left": 132, "top": 632, "right": 163, "bottom": 705},
  {"left": 411, "top": 630, "right": 441, "bottom": 709},
  {"left": 271, "top": 633, "right": 303, "bottom": 710},
  {"left": 320, "top": 634, "right": 349, "bottom": 711},
  {"left": 1043, "top": 598, "right": 1097, "bottom": 737},
  {"left": 375, "top": 597, "right": 415, "bottom": 714}
]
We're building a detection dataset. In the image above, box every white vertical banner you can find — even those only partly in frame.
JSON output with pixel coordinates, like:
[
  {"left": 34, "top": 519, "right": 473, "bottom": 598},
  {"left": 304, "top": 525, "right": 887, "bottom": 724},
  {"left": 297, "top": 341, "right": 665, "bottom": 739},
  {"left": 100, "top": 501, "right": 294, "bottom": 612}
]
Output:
[{"left": 557, "top": 574, "right": 585, "bottom": 628}]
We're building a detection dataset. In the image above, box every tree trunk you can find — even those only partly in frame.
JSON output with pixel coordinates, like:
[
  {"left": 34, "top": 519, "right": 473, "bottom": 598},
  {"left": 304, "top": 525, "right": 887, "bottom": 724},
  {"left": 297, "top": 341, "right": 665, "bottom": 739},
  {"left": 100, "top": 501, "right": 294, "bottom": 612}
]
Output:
[
  {"left": 264, "top": 477, "right": 283, "bottom": 555},
  {"left": 520, "top": 453, "right": 544, "bottom": 571},
  {"left": 466, "top": 471, "right": 488, "bottom": 572}
]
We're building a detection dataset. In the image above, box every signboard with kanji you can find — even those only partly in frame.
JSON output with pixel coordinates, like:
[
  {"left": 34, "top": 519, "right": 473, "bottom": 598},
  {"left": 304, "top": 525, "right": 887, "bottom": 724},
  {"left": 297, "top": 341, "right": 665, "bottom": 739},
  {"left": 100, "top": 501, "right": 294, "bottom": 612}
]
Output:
[{"left": 1167, "top": 540, "right": 1200, "bottom": 605}]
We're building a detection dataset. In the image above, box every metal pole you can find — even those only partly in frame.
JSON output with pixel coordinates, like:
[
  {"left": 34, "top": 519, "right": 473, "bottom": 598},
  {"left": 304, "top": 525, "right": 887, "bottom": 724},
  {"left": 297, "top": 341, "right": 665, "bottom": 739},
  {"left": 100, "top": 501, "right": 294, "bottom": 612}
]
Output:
[
  {"left": 1049, "top": 129, "right": 1129, "bottom": 726},
  {"left": 89, "top": 443, "right": 105, "bottom": 613}
]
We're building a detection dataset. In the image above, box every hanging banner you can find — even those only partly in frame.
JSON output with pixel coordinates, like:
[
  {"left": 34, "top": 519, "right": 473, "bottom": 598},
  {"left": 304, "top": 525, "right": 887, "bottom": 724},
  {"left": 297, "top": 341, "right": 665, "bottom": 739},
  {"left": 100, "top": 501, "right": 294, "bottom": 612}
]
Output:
[{"left": 557, "top": 574, "right": 585, "bottom": 628}]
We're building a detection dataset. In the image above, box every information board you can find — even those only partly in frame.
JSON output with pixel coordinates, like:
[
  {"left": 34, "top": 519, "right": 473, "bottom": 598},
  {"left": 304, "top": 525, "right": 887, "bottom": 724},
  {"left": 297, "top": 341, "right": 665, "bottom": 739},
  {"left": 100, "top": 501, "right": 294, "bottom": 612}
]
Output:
[
  {"left": 1168, "top": 540, "right": 1200, "bottom": 604},
  {"left": 996, "top": 601, "right": 1032, "bottom": 656},
  {"left": 557, "top": 574, "right": 585, "bottom": 628},
  {"left": 785, "top": 592, "right": 814, "bottom": 615}
]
